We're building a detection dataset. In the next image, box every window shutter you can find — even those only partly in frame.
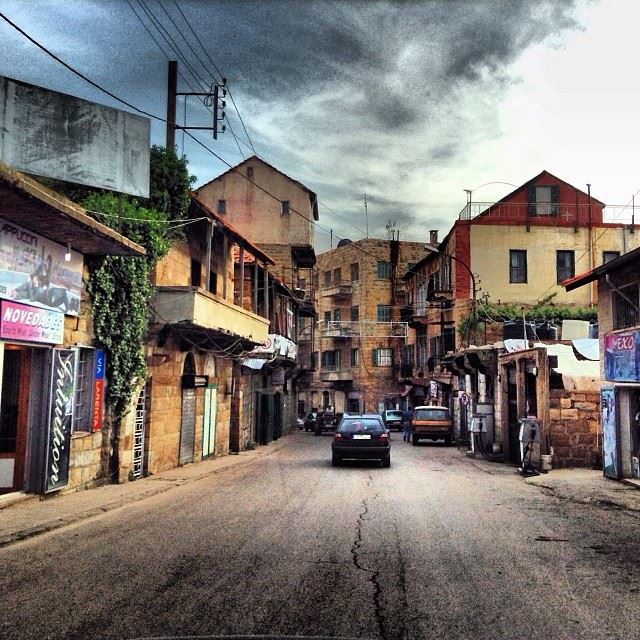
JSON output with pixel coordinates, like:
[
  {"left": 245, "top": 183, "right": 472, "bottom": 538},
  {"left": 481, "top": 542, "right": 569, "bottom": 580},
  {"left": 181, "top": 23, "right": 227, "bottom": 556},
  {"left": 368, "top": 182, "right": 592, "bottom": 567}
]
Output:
[
  {"left": 527, "top": 185, "right": 536, "bottom": 215},
  {"left": 372, "top": 349, "right": 378, "bottom": 366}
]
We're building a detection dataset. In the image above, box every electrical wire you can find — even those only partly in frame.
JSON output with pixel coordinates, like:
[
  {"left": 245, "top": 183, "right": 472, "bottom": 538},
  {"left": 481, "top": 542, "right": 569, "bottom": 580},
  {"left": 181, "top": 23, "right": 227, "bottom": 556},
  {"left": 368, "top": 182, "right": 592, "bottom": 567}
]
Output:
[
  {"left": 0, "top": 10, "right": 419, "bottom": 273},
  {"left": 169, "top": 0, "right": 256, "bottom": 155}
]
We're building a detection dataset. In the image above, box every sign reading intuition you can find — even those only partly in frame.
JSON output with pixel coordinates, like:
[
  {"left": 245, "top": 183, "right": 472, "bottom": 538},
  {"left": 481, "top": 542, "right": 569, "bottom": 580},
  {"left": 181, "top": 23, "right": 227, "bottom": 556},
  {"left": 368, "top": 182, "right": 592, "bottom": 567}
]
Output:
[{"left": 44, "top": 349, "right": 77, "bottom": 493}]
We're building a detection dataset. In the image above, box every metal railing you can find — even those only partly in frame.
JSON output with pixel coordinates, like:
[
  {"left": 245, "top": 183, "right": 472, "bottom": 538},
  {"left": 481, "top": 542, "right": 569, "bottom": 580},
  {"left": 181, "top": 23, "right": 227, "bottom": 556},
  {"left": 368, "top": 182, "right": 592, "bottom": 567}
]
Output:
[{"left": 319, "top": 320, "right": 408, "bottom": 338}]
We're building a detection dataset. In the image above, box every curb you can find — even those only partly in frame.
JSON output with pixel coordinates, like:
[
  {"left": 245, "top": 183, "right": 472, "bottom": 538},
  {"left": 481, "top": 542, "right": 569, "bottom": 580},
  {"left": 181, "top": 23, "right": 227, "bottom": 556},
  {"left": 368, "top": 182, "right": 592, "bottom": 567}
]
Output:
[{"left": 0, "top": 436, "right": 290, "bottom": 548}]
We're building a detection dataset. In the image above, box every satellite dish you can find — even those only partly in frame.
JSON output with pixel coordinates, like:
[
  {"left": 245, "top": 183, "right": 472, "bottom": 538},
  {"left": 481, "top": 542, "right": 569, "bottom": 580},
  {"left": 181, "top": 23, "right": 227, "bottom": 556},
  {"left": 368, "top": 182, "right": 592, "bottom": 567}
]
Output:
[{"left": 337, "top": 238, "right": 352, "bottom": 247}]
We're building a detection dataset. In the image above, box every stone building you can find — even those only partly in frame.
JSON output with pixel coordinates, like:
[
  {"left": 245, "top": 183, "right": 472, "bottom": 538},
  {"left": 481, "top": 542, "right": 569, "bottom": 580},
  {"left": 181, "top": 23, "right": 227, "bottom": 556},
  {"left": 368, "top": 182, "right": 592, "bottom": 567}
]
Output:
[
  {"left": 0, "top": 162, "right": 145, "bottom": 496},
  {"left": 195, "top": 156, "right": 317, "bottom": 433},
  {"left": 402, "top": 171, "right": 636, "bottom": 445},
  {"left": 138, "top": 195, "right": 273, "bottom": 477},
  {"left": 301, "top": 238, "right": 426, "bottom": 416}
]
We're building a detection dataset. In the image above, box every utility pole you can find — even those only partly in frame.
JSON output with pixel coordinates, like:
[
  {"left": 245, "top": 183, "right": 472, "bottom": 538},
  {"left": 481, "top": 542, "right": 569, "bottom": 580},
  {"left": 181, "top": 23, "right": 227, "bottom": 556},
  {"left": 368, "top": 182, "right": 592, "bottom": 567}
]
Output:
[
  {"left": 166, "top": 60, "right": 178, "bottom": 150},
  {"left": 165, "top": 60, "right": 226, "bottom": 148}
]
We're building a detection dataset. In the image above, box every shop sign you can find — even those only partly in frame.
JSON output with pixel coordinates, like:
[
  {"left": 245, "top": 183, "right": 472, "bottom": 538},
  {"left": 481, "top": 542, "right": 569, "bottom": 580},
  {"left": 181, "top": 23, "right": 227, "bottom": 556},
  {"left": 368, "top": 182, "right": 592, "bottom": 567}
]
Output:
[
  {"left": 604, "top": 331, "right": 640, "bottom": 382},
  {"left": 44, "top": 348, "right": 77, "bottom": 493},
  {"left": 0, "top": 299, "right": 64, "bottom": 344},
  {"left": 92, "top": 349, "right": 106, "bottom": 432},
  {"left": 0, "top": 217, "right": 83, "bottom": 316}
]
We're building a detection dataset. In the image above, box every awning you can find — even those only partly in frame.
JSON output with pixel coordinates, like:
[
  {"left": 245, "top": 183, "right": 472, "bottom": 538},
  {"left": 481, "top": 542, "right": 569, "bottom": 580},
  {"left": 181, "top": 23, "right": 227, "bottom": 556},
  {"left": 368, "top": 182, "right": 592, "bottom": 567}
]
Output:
[
  {"left": 534, "top": 342, "right": 600, "bottom": 391},
  {"left": 0, "top": 162, "right": 145, "bottom": 257}
]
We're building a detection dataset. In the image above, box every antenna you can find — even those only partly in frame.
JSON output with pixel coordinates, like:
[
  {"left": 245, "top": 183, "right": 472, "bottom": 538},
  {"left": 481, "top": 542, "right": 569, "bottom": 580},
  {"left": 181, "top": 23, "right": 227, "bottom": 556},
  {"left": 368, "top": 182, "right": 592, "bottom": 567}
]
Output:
[{"left": 363, "top": 193, "right": 369, "bottom": 238}]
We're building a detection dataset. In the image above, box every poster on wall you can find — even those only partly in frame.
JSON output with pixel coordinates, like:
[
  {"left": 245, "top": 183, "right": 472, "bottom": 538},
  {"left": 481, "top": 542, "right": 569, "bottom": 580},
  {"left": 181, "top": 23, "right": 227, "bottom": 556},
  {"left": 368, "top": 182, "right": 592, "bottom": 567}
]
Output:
[
  {"left": 44, "top": 348, "right": 77, "bottom": 493},
  {"left": 601, "top": 388, "right": 619, "bottom": 479},
  {"left": 604, "top": 331, "right": 640, "bottom": 382},
  {"left": 0, "top": 218, "right": 83, "bottom": 316}
]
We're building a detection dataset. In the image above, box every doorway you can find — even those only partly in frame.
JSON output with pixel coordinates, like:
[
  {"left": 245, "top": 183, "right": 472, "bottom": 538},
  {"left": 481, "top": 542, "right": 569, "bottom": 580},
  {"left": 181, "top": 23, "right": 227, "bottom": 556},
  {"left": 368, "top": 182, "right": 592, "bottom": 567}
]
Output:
[
  {"left": 0, "top": 346, "right": 32, "bottom": 493},
  {"left": 507, "top": 365, "right": 520, "bottom": 464}
]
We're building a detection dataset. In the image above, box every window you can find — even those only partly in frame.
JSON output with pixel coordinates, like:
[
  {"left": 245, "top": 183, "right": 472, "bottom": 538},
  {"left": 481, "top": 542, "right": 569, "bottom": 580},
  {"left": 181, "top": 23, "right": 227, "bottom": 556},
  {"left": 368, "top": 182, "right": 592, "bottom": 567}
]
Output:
[
  {"left": 333, "top": 309, "right": 341, "bottom": 321},
  {"left": 281, "top": 200, "right": 290, "bottom": 215},
  {"left": 509, "top": 250, "right": 527, "bottom": 283},
  {"left": 556, "top": 250, "right": 575, "bottom": 283},
  {"left": 324, "top": 310, "right": 331, "bottom": 323},
  {"left": 72, "top": 348, "right": 98, "bottom": 433},
  {"left": 350, "top": 306, "right": 359, "bottom": 321},
  {"left": 324, "top": 270, "right": 331, "bottom": 287},
  {"left": 191, "top": 259, "right": 202, "bottom": 287},
  {"left": 603, "top": 251, "right": 620, "bottom": 264},
  {"left": 311, "top": 352, "right": 318, "bottom": 369},
  {"left": 613, "top": 283, "right": 640, "bottom": 330},
  {"left": 247, "top": 166, "right": 254, "bottom": 178},
  {"left": 351, "top": 348, "right": 359, "bottom": 367},
  {"left": 333, "top": 267, "right": 341, "bottom": 283},
  {"left": 372, "top": 347, "right": 393, "bottom": 366},
  {"left": 377, "top": 261, "right": 391, "bottom": 279},
  {"left": 217, "top": 199, "right": 226, "bottom": 214},
  {"left": 528, "top": 185, "right": 559, "bottom": 216},
  {"left": 321, "top": 349, "right": 341, "bottom": 369},
  {"left": 377, "top": 304, "right": 391, "bottom": 322},
  {"left": 350, "top": 262, "right": 359, "bottom": 282}
]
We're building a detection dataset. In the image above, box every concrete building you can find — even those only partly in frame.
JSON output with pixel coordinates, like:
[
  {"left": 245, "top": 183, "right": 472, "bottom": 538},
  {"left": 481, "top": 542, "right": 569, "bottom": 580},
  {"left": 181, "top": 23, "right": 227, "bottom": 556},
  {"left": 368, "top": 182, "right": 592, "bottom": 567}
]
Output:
[
  {"left": 302, "top": 238, "right": 426, "bottom": 416},
  {"left": 0, "top": 162, "right": 145, "bottom": 496}
]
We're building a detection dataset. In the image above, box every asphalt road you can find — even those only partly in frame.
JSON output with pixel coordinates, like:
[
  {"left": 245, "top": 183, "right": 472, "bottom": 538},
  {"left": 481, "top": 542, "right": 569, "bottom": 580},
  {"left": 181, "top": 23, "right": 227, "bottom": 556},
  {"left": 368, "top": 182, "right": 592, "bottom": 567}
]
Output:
[{"left": 1, "top": 430, "right": 639, "bottom": 640}]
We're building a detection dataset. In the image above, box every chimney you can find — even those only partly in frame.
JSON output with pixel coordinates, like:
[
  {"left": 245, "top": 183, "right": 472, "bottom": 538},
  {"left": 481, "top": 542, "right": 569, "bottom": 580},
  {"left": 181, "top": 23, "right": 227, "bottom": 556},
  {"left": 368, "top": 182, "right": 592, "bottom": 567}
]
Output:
[{"left": 429, "top": 229, "right": 438, "bottom": 245}]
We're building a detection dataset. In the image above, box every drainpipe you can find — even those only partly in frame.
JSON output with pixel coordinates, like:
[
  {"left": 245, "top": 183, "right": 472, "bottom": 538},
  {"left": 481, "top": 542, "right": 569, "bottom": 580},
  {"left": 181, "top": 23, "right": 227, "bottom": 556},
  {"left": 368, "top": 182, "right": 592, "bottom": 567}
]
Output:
[{"left": 587, "top": 184, "right": 594, "bottom": 307}]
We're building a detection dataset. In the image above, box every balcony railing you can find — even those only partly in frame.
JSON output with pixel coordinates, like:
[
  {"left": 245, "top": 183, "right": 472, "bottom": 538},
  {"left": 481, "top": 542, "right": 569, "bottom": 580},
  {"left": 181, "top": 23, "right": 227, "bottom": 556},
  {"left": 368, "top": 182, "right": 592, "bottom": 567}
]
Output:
[
  {"left": 320, "top": 281, "right": 352, "bottom": 298},
  {"left": 457, "top": 201, "right": 623, "bottom": 222},
  {"left": 320, "top": 320, "right": 408, "bottom": 338}
]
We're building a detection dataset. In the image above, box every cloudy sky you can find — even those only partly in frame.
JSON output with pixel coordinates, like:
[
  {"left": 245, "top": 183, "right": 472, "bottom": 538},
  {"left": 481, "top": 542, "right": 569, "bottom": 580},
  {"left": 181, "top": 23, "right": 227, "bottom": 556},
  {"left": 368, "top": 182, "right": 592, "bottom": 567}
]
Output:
[{"left": 1, "top": 0, "right": 638, "bottom": 251}]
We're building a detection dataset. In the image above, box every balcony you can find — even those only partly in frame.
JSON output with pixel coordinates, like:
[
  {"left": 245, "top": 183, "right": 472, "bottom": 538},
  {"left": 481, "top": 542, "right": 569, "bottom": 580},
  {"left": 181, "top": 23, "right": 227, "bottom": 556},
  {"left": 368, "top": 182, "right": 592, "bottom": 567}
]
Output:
[
  {"left": 321, "top": 321, "right": 408, "bottom": 338},
  {"left": 152, "top": 286, "right": 270, "bottom": 345},
  {"left": 320, "top": 365, "right": 353, "bottom": 382},
  {"left": 320, "top": 281, "right": 352, "bottom": 299}
]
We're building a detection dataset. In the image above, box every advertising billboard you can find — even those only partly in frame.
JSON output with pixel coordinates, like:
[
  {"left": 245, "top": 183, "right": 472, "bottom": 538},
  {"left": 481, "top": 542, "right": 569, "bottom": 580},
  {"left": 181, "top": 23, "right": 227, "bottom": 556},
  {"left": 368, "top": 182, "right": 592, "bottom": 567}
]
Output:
[
  {"left": 0, "top": 217, "right": 82, "bottom": 316},
  {"left": 0, "top": 76, "right": 150, "bottom": 197}
]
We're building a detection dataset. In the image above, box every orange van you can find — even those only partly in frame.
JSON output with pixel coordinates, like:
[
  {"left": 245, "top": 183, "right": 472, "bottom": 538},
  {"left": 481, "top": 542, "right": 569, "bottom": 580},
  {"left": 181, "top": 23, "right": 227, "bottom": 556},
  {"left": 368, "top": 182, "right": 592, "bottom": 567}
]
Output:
[{"left": 410, "top": 405, "right": 452, "bottom": 446}]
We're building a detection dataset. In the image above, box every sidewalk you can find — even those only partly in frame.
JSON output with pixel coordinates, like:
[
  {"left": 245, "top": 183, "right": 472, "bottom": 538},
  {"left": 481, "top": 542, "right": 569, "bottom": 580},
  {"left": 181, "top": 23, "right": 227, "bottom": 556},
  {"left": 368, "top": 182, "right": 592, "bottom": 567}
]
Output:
[
  {"left": 0, "top": 437, "right": 290, "bottom": 548},
  {"left": 467, "top": 450, "right": 640, "bottom": 512}
]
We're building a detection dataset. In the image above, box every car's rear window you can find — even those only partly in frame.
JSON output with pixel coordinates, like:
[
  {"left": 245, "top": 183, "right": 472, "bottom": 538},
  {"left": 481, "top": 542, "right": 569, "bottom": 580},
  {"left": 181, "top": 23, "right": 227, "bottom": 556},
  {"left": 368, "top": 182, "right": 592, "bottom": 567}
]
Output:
[
  {"left": 339, "top": 418, "right": 385, "bottom": 434},
  {"left": 413, "top": 408, "right": 449, "bottom": 421},
  {"left": 385, "top": 411, "right": 403, "bottom": 420}
]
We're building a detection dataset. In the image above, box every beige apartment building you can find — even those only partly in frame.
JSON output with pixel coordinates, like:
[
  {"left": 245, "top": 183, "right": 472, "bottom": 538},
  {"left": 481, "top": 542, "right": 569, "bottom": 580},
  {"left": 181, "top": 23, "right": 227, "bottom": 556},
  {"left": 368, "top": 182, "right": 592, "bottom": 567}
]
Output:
[{"left": 301, "top": 238, "right": 426, "bottom": 416}]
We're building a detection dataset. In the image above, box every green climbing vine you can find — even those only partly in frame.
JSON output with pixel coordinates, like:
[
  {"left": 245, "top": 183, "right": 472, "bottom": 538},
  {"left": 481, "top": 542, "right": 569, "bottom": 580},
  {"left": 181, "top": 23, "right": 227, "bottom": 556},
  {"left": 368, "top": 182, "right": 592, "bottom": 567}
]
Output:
[
  {"left": 84, "top": 193, "right": 172, "bottom": 422},
  {"left": 81, "top": 146, "right": 194, "bottom": 423}
]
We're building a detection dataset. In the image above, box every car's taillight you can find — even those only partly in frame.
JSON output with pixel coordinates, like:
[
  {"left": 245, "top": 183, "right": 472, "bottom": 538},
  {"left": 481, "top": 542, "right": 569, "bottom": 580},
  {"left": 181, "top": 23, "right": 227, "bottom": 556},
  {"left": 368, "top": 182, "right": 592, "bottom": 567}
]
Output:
[
  {"left": 334, "top": 433, "right": 343, "bottom": 441},
  {"left": 379, "top": 432, "right": 389, "bottom": 441}
]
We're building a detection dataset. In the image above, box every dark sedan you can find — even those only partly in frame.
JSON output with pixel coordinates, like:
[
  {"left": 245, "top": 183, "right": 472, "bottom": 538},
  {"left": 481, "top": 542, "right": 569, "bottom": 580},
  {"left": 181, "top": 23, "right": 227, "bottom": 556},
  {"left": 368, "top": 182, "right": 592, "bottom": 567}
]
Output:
[{"left": 331, "top": 414, "right": 391, "bottom": 467}]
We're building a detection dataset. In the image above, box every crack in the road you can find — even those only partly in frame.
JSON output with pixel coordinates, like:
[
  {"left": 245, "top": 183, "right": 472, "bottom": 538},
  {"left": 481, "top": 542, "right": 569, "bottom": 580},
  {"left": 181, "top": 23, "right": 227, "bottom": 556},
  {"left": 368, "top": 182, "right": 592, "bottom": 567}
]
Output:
[{"left": 351, "top": 498, "right": 386, "bottom": 640}]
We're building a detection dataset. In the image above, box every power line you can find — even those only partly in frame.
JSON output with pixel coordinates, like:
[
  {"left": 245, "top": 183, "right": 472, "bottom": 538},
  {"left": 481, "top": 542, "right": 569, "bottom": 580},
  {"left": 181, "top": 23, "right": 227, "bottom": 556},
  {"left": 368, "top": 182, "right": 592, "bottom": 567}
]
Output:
[
  {"left": 0, "top": 10, "right": 395, "bottom": 266},
  {"left": 170, "top": 0, "right": 256, "bottom": 155}
]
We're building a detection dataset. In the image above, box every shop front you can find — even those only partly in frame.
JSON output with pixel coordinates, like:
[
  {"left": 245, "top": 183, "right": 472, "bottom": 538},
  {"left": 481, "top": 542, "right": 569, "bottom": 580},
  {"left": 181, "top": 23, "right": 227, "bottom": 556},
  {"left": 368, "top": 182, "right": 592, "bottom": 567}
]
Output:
[
  {"left": 0, "top": 164, "right": 145, "bottom": 495},
  {"left": 602, "top": 331, "right": 640, "bottom": 480}
]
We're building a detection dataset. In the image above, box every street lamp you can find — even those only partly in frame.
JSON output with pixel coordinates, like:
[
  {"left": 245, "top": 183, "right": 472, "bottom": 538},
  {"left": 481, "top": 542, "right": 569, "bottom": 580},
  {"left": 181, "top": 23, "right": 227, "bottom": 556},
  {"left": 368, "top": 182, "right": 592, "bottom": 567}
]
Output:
[{"left": 424, "top": 243, "right": 477, "bottom": 347}]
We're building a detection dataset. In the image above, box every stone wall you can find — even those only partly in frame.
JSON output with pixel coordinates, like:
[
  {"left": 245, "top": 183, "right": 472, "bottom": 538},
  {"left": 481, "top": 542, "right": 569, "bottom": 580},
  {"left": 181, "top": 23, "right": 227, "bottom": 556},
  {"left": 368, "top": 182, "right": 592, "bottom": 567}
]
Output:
[{"left": 549, "top": 389, "right": 600, "bottom": 468}]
